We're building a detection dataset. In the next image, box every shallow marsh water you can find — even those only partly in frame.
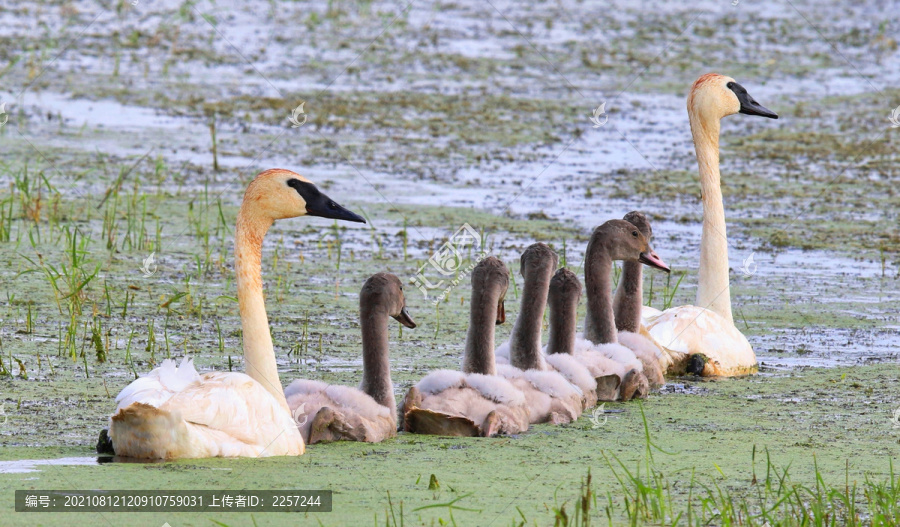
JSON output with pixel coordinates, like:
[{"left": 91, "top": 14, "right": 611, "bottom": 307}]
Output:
[{"left": 0, "top": 0, "right": 898, "bottom": 524}]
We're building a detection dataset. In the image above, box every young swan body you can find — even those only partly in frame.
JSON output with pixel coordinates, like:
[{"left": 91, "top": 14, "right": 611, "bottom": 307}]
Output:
[
  {"left": 580, "top": 220, "right": 671, "bottom": 400},
  {"left": 544, "top": 268, "right": 622, "bottom": 403},
  {"left": 643, "top": 74, "right": 776, "bottom": 376},
  {"left": 613, "top": 212, "right": 670, "bottom": 383},
  {"left": 492, "top": 244, "right": 585, "bottom": 424},
  {"left": 284, "top": 273, "right": 416, "bottom": 444},
  {"left": 401, "top": 257, "right": 530, "bottom": 437},
  {"left": 108, "top": 169, "right": 366, "bottom": 459}
]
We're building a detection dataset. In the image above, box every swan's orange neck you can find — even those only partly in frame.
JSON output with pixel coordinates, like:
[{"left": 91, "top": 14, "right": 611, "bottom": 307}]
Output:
[{"left": 235, "top": 208, "right": 290, "bottom": 413}]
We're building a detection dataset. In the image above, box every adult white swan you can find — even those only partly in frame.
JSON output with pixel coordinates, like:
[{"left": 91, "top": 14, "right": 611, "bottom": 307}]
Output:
[
  {"left": 107, "top": 169, "right": 366, "bottom": 459},
  {"left": 643, "top": 74, "right": 777, "bottom": 377}
]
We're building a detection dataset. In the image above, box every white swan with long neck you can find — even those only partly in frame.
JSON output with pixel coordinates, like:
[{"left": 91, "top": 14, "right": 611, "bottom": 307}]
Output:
[
  {"left": 107, "top": 169, "right": 366, "bottom": 459},
  {"left": 642, "top": 74, "right": 777, "bottom": 377}
]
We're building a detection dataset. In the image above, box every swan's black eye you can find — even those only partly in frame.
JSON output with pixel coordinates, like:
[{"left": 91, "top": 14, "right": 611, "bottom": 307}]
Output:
[
  {"left": 726, "top": 81, "right": 734, "bottom": 89},
  {"left": 632, "top": 230, "right": 639, "bottom": 237}
]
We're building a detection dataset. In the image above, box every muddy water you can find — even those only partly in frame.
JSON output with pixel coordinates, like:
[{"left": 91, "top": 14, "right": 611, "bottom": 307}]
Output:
[{"left": 0, "top": 457, "right": 108, "bottom": 474}]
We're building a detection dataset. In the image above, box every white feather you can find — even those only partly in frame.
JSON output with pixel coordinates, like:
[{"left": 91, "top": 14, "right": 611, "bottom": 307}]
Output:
[{"left": 463, "top": 373, "right": 527, "bottom": 406}]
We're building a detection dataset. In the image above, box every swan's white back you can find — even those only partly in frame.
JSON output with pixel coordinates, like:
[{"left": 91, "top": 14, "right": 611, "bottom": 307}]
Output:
[
  {"left": 109, "top": 359, "right": 305, "bottom": 459},
  {"left": 114, "top": 358, "right": 201, "bottom": 411}
]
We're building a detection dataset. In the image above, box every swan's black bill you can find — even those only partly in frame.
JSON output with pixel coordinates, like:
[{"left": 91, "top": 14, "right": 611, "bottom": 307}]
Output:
[
  {"left": 728, "top": 81, "right": 778, "bottom": 119},
  {"left": 288, "top": 179, "right": 366, "bottom": 223},
  {"left": 496, "top": 300, "right": 506, "bottom": 325},
  {"left": 639, "top": 251, "right": 670, "bottom": 273},
  {"left": 393, "top": 307, "right": 417, "bottom": 329}
]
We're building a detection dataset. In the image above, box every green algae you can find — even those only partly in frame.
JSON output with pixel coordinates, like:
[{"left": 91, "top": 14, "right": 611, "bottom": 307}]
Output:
[{"left": 1, "top": 364, "right": 899, "bottom": 525}]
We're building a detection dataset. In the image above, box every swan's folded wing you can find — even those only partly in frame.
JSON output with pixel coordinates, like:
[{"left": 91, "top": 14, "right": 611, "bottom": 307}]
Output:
[
  {"left": 160, "top": 372, "right": 304, "bottom": 455},
  {"left": 575, "top": 336, "right": 642, "bottom": 372},
  {"left": 114, "top": 358, "right": 201, "bottom": 411},
  {"left": 521, "top": 369, "right": 583, "bottom": 399},
  {"left": 617, "top": 331, "right": 666, "bottom": 386},
  {"left": 641, "top": 305, "right": 663, "bottom": 321},
  {"left": 463, "top": 373, "right": 526, "bottom": 406}
]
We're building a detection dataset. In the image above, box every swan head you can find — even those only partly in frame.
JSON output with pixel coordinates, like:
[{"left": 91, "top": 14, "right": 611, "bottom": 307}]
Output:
[
  {"left": 550, "top": 268, "right": 582, "bottom": 303},
  {"left": 361, "top": 273, "right": 417, "bottom": 328},
  {"left": 688, "top": 73, "right": 778, "bottom": 121},
  {"left": 471, "top": 256, "right": 509, "bottom": 325},
  {"left": 592, "top": 219, "right": 670, "bottom": 273},
  {"left": 622, "top": 211, "right": 667, "bottom": 271},
  {"left": 623, "top": 211, "right": 652, "bottom": 240},
  {"left": 244, "top": 169, "right": 366, "bottom": 223},
  {"left": 519, "top": 242, "right": 559, "bottom": 280}
]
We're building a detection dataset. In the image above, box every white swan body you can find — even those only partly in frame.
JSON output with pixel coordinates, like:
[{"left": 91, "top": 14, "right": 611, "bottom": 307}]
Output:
[
  {"left": 643, "top": 305, "right": 756, "bottom": 376},
  {"left": 110, "top": 358, "right": 303, "bottom": 459}
]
